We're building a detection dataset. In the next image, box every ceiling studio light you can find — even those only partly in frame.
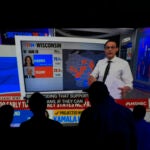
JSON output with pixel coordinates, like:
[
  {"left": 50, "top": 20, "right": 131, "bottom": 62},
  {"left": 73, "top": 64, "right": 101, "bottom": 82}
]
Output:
[{"left": 55, "top": 28, "right": 135, "bottom": 38}]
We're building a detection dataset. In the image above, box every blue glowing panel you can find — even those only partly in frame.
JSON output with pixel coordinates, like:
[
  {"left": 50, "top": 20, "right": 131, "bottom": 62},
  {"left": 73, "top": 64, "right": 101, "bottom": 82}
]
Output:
[
  {"left": 1, "top": 28, "right": 54, "bottom": 45},
  {"left": 136, "top": 30, "right": 150, "bottom": 82},
  {"left": 134, "top": 28, "right": 150, "bottom": 92},
  {"left": 34, "top": 54, "right": 53, "bottom": 66},
  {"left": 11, "top": 110, "right": 33, "bottom": 127},
  {"left": 0, "top": 57, "right": 20, "bottom": 93}
]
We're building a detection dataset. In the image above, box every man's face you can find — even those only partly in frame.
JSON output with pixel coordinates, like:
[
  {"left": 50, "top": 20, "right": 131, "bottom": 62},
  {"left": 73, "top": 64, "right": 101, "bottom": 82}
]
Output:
[
  {"left": 26, "top": 68, "right": 32, "bottom": 75},
  {"left": 104, "top": 41, "right": 118, "bottom": 59}
]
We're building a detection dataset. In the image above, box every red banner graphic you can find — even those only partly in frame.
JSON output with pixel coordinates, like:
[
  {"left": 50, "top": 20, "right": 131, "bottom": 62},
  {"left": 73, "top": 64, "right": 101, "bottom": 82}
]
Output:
[{"left": 0, "top": 96, "right": 149, "bottom": 110}]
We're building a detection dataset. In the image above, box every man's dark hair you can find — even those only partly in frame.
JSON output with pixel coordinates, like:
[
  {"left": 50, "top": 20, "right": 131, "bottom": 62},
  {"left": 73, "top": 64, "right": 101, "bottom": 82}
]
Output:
[
  {"left": 0, "top": 104, "right": 14, "bottom": 127},
  {"left": 133, "top": 105, "right": 146, "bottom": 120},
  {"left": 104, "top": 39, "right": 119, "bottom": 48},
  {"left": 84, "top": 81, "right": 110, "bottom": 105},
  {"left": 28, "top": 92, "right": 47, "bottom": 114}
]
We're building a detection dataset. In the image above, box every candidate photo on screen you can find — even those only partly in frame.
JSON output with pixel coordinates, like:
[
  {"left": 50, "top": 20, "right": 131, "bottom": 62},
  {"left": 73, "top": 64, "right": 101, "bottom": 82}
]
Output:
[
  {"left": 24, "top": 67, "right": 35, "bottom": 78},
  {"left": 24, "top": 55, "right": 34, "bottom": 67}
]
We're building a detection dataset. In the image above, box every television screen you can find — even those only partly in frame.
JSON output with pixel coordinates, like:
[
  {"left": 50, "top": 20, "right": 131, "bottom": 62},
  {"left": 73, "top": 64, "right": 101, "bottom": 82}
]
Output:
[
  {"left": 133, "top": 28, "right": 150, "bottom": 92},
  {"left": 15, "top": 36, "right": 107, "bottom": 99},
  {"left": 1, "top": 28, "right": 53, "bottom": 45},
  {"left": 0, "top": 45, "right": 20, "bottom": 95}
]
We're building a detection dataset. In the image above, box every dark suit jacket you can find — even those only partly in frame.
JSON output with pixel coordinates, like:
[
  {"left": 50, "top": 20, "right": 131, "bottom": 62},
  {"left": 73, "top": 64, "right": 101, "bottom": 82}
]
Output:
[
  {"left": 24, "top": 75, "right": 35, "bottom": 78},
  {"left": 78, "top": 96, "right": 137, "bottom": 150}
]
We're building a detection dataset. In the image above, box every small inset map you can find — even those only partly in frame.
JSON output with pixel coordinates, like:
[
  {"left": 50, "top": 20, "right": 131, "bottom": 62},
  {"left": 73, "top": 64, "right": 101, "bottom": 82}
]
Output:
[{"left": 63, "top": 49, "right": 105, "bottom": 90}]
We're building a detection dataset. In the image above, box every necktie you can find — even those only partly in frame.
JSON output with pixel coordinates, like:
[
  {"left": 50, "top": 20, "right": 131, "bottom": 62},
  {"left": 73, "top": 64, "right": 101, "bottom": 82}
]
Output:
[{"left": 103, "top": 60, "right": 112, "bottom": 83}]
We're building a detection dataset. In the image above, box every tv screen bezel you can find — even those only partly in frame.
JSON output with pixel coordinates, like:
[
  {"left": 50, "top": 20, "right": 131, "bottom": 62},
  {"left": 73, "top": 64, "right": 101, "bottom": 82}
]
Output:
[{"left": 15, "top": 36, "right": 107, "bottom": 99}]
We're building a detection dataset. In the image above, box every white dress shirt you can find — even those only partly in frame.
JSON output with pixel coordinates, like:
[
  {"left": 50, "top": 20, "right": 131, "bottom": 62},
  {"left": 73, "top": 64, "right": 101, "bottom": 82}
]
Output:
[{"left": 90, "top": 56, "right": 133, "bottom": 99}]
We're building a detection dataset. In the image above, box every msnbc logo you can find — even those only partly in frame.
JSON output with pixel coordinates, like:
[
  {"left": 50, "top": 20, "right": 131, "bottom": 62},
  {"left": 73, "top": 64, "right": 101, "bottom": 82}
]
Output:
[{"left": 25, "top": 42, "right": 36, "bottom": 48}]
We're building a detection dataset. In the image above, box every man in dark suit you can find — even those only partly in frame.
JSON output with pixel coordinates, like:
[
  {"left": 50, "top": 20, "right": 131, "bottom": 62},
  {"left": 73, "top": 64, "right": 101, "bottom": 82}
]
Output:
[
  {"left": 24, "top": 74, "right": 35, "bottom": 78},
  {"left": 79, "top": 81, "right": 137, "bottom": 150},
  {"left": 20, "top": 92, "right": 63, "bottom": 128}
]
